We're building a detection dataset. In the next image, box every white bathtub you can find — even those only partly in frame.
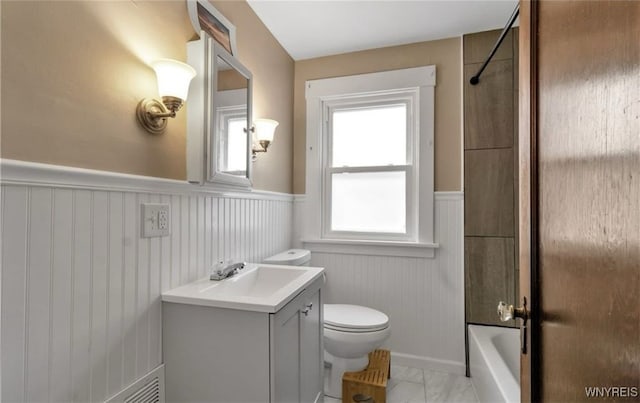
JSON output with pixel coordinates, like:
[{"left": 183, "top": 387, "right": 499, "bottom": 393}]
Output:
[{"left": 468, "top": 325, "right": 520, "bottom": 403}]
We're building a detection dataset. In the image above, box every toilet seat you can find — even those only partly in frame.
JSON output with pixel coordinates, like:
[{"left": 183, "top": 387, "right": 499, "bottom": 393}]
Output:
[{"left": 324, "top": 304, "right": 389, "bottom": 332}]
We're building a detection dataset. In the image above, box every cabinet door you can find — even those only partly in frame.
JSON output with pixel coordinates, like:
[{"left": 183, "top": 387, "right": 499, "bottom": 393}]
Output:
[
  {"left": 300, "top": 287, "right": 323, "bottom": 403},
  {"left": 272, "top": 295, "right": 303, "bottom": 403}
]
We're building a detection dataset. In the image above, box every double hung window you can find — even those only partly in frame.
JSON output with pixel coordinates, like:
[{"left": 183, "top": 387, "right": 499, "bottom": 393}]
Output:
[
  {"left": 305, "top": 66, "right": 436, "bottom": 250},
  {"left": 324, "top": 93, "right": 417, "bottom": 240}
]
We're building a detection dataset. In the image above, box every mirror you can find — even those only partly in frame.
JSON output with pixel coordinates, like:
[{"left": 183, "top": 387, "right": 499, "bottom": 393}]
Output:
[
  {"left": 210, "top": 43, "right": 252, "bottom": 187},
  {"left": 186, "top": 35, "right": 253, "bottom": 188}
]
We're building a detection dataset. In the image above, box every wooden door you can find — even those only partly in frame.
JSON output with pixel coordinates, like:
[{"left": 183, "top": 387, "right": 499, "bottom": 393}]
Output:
[
  {"left": 519, "top": 0, "right": 640, "bottom": 400},
  {"left": 517, "top": 1, "right": 536, "bottom": 400}
]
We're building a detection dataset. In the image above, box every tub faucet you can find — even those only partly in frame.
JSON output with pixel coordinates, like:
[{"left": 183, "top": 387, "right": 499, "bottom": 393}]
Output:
[{"left": 210, "top": 261, "right": 246, "bottom": 281}]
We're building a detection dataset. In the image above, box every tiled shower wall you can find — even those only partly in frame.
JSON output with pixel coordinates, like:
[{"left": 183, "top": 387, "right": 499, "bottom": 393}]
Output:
[
  {"left": 463, "top": 28, "right": 519, "bottom": 327},
  {"left": 1, "top": 161, "right": 292, "bottom": 402}
]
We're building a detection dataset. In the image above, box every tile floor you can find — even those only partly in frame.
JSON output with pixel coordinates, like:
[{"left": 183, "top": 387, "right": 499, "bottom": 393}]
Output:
[{"left": 325, "top": 365, "right": 479, "bottom": 403}]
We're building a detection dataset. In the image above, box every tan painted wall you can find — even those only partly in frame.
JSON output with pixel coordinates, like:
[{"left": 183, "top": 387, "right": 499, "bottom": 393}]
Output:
[
  {"left": 1, "top": 0, "right": 294, "bottom": 193},
  {"left": 293, "top": 37, "right": 462, "bottom": 193}
]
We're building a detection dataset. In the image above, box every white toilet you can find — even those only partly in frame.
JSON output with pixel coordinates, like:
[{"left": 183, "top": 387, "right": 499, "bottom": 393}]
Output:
[{"left": 264, "top": 249, "right": 391, "bottom": 399}]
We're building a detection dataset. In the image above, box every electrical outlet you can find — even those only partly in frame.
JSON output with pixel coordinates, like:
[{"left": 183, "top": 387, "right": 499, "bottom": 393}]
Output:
[
  {"left": 158, "top": 210, "right": 169, "bottom": 230},
  {"left": 142, "top": 203, "right": 170, "bottom": 238}
]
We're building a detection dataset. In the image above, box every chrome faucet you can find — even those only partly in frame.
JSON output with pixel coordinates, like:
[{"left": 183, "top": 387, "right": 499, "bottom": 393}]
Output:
[{"left": 210, "top": 261, "right": 246, "bottom": 281}]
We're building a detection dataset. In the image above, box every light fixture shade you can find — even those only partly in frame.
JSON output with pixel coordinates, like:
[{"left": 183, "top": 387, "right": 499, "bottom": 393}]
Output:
[
  {"left": 151, "top": 59, "right": 196, "bottom": 101},
  {"left": 254, "top": 118, "right": 279, "bottom": 142}
]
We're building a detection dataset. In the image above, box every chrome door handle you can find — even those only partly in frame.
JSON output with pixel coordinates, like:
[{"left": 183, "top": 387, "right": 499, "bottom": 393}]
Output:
[{"left": 301, "top": 302, "right": 313, "bottom": 316}]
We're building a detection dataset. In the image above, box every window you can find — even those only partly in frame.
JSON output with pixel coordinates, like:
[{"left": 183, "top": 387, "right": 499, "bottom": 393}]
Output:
[
  {"left": 305, "top": 66, "right": 437, "bottom": 251},
  {"left": 217, "top": 108, "right": 247, "bottom": 175},
  {"left": 325, "top": 96, "right": 416, "bottom": 240}
]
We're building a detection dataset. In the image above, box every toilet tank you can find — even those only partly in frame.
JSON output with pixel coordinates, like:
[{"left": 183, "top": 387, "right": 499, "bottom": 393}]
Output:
[{"left": 264, "top": 249, "right": 311, "bottom": 266}]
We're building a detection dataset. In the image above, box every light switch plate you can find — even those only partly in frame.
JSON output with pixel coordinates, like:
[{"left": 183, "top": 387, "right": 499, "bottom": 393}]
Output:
[{"left": 141, "top": 203, "right": 170, "bottom": 237}]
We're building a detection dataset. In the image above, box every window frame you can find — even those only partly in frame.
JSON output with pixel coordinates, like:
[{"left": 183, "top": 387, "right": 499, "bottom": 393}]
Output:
[
  {"left": 304, "top": 66, "right": 437, "bottom": 249},
  {"left": 216, "top": 106, "right": 247, "bottom": 176},
  {"left": 322, "top": 93, "right": 419, "bottom": 241}
]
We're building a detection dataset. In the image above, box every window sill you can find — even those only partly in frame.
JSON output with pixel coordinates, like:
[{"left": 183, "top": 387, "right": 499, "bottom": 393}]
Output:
[{"left": 302, "top": 239, "right": 439, "bottom": 258}]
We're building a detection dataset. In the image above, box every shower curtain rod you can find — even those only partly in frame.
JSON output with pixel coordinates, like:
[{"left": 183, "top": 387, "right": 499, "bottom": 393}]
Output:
[{"left": 469, "top": 4, "right": 520, "bottom": 85}]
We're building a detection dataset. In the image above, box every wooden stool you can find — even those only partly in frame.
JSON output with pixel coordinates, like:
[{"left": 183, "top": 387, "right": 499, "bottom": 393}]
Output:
[{"left": 342, "top": 349, "right": 391, "bottom": 403}]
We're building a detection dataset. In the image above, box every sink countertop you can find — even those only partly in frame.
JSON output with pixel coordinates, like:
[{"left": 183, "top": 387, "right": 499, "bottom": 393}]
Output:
[{"left": 161, "top": 263, "right": 324, "bottom": 313}]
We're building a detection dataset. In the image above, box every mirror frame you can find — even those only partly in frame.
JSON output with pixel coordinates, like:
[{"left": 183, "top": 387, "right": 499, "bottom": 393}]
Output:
[{"left": 208, "top": 41, "right": 253, "bottom": 188}]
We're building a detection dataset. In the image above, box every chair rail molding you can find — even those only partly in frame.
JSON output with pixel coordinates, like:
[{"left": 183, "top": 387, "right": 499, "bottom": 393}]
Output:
[{"left": 0, "top": 159, "right": 293, "bottom": 201}]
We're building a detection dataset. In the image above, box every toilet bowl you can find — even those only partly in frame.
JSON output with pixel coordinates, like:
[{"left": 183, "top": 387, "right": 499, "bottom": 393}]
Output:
[
  {"left": 264, "top": 249, "right": 392, "bottom": 400},
  {"left": 323, "top": 304, "right": 390, "bottom": 398}
]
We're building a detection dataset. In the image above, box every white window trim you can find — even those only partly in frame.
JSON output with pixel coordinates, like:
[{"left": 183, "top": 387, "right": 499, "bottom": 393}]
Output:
[{"left": 303, "top": 66, "right": 437, "bottom": 252}]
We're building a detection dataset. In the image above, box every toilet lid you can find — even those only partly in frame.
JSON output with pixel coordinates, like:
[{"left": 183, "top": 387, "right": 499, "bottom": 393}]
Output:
[{"left": 324, "top": 304, "right": 389, "bottom": 332}]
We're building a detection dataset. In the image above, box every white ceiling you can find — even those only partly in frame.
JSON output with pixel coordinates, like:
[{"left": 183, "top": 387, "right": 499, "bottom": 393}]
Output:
[{"left": 247, "top": 0, "right": 518, "bottom": 60}]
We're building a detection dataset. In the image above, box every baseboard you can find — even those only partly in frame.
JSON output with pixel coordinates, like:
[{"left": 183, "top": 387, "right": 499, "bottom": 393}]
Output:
[{"left": 390, "top": 352, "right": 466, "bottom": 375}]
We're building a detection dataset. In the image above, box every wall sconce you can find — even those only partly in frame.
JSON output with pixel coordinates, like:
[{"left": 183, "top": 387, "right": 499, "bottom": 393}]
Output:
[
  {"left": 251, "top": 118, "right": 279, "bottom": 160},
  {"left": 136, "top": 59, "right": 196, "bottom": 134}
]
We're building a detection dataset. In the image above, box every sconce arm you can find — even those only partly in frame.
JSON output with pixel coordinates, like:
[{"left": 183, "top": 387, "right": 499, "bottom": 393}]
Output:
[
  {"left": 137, "top": 99, "right": 172, "bottom": 134},
  {"left": 252, "top": 140, "right": 271, "bottom": 153},
  {"left": 148, "top": 110, "right": 176, "bottom": 119}
]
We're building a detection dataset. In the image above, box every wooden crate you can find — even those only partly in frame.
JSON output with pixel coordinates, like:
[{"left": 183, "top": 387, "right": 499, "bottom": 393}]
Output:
[{"left": 342, "top": 349, "right": 391, "bottom": 403}]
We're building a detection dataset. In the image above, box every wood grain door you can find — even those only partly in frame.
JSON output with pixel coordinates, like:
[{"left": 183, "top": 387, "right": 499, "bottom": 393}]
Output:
[
  {"left": 519, "top": 0, "right": 640, "bottom": 400},
  {"left": 518, "top": 1, "right": 536, "bottom": 400}
]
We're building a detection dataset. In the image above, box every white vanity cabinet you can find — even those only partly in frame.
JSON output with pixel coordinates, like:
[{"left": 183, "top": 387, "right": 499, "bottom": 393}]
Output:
[
  {"left": 163, "top": 275, "right": 324, "bottom": 403},
  {"left": 272, "top": 284, "right": 323, "bottom": 403}
]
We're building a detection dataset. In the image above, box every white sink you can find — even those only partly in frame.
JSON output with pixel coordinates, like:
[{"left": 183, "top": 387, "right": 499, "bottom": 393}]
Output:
[{"left": 162, "top": 263, "right": 324, "bottom": 312}]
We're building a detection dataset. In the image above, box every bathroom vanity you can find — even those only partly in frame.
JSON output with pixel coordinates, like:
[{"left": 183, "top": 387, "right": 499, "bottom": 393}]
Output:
[{"left": 162, "top": 264, "right": 324, "bottom": 402}]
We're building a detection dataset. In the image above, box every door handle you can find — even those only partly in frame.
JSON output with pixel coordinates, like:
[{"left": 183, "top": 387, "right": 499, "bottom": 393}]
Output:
[
  {"left": 301, "top": 302, "right": 313, "bottom": 316},
  {"left": 497, "top": 300, "right": 528, "bottom": 322},
  {"left": 498, "top": 297, "right": 529, "bottom": 354}
]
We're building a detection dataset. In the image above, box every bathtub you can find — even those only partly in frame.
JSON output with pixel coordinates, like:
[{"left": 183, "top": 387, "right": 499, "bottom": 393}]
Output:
[{"left": 468, "top": 325, "right": 520, "bottom": 403}]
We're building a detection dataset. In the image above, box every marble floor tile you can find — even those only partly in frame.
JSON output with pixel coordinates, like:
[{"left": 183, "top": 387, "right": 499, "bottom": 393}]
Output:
[
  {"left": 391, "top": 365, "right": 426, "bottom": 384},
  {"left": 423, "top": 369, "right": 478, "bottom": 403},
  {"left": 387, "top": 380, "right": 427, "bottom": 403},
  {"left": 323, "top": 364, "right": 478, "bottom": 403}
]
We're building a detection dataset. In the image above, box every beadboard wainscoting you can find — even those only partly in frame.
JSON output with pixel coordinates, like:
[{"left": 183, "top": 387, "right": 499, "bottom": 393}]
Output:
[
  {"left": 296, "top": 192, "right": 465, "bottom": 374},
  {"left": 0, "top": 160, "right": 293, "bottom": 403}
]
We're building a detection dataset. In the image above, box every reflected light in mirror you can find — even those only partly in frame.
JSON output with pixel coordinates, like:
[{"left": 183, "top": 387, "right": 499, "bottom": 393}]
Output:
[
  {"left": 252, "top": 118, "right": 279, "bottom": 160},
  {"left": 254, "top": 118, "right": 279, "bottom": 143}
]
